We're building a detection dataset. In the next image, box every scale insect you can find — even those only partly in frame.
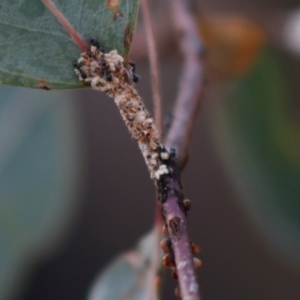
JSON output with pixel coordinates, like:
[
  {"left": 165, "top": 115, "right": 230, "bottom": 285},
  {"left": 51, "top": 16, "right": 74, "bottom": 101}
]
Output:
[{"left": 73, "top": 38, "right": 173, "bottom": 180}]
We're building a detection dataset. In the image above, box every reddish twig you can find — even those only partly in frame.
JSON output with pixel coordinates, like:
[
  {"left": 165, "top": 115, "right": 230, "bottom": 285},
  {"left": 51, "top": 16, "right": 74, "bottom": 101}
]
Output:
[
  {"left": 141, "top": 0, "right": 163, "bottom": 138},
  {"left": 158, "top": 163, "right": 201, "bottom": 300},
  {"left": 165, "top": 0, "right": 205, "bottom": 168},
  {"left": 158, "top": 0, "right": 206, "bottom": 299},
  {"left": 42, "top": 0, "right": 88, "bottom": 51}
]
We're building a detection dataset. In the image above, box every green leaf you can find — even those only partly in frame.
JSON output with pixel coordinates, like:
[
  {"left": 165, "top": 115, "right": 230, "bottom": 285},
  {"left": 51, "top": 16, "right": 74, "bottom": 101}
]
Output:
[
  {"left": 0, "top": 0, "right": 139, "bottom": 89},
  {"left": 210, "top": 47, "right": 300, "bottom": 269},
  {"left": 88, "top": 230, "right": 162, "bottom": 300},
  {"left": 0, "top": 86, "right": 83, "bottom": 299}
]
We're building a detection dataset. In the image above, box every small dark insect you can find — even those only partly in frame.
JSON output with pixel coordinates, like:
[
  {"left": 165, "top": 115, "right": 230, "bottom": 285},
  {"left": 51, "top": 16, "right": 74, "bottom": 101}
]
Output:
[
  {"left": 132, "top": 73, "right": 140, "bottom": 83},
  {"left": 129, "top": 61, "right": 136, "bottom": 73},
  {"left": 87, "top": 37, "right": 99, "bottom": 48},
  {"left": 99, "top": 59, "right": 110, "bottom": 72},
  {"left": 129, "top": 61, "right": 140, "bottom": 83},
  {"left": 72, "top": 60, "right": 79, "bottom": 68},
  {"left": 169, "top": 148, "right": 176, "bottom": 157},
  {"left": 87, "top": 38, "right": 105, "bottom": 52},
  {"left": 99, "top": 59, "right": 107, "bottom": 67},
  {"left": 72, "top": 60, "right": 87, "bottom": 79},
  {"left": 106, "top": 73, "right": 113, "bottom": 82}
]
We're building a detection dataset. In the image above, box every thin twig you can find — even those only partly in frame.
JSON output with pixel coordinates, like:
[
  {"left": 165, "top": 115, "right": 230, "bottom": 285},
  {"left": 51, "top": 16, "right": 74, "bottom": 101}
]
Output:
[
  {"left": 165, "top": 0, "right": 205, "bottom": 168},
  {"left": 158, "top": 163, "right": 201, "bottom": 300},
  {"left": 141, "top": 0, "right": 163, "bottom": 138},
  {"left": 158, "top": 0, "right": 206, "bottom": 299}
]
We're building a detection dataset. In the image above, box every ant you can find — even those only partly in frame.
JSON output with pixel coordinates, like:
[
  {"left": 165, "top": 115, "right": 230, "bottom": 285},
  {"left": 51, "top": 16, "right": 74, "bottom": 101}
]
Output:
[
  {"left": 128, "top": 61, "right": 140, "bottom": 83},
  {"left": 99, "top": 58, "right": 110, "bottom": 72},
  {"left": 98, "top": 58, "right": 112, "bottom": 81},
  {"left": 87, "top": 38, "right": 105, "bottom": 53},
  {"left": 106, "top": 73, "right": 113, "bottom": 82},
  {"left": 72, "top": 60, "right": 87, "bottom": 79}
]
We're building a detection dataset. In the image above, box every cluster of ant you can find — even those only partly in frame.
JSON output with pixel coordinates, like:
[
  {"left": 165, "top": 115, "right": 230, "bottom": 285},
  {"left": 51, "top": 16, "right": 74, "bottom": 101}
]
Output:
[
  {"left": 73, "top": 38, "right": 139, "bottom": 91},
  {"left": 73, "top": 39, "right": 173, "bottom": 180}
]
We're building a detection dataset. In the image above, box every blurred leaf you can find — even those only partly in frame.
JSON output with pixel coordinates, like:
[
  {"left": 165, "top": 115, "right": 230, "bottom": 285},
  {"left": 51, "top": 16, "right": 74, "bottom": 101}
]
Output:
[
  {"left": 0, "top": 86, "right": 83, "bottom": 300},
  {"left": 211, "top": 47, "right": 300, "bottom": 268},
  {"left": 88, "top": 230, "right": 162, "bottom": 300},
  {"left": 0, "top": 0, "right": 139, "bottom": 89},
  {"left": 284, "top": 8, "right": 300, "bottom": 56},
  {"left": 199, "top": 14, "right": 266, "bottom": 80}
]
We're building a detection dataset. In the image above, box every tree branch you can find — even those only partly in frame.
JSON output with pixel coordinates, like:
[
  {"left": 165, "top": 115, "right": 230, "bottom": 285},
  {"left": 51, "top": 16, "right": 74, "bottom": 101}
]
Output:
[
  {"left": 165, "top": 0, "right": 206, "bottom": 168},
  {"left": 158, "top": 161, "right": 201, "bottom": 300},
  {"left": 157, "top": 0, "right": 206, "bottom": 299},
  {"left": 72, "top": 0, "right": 205, "bottom": 296}
]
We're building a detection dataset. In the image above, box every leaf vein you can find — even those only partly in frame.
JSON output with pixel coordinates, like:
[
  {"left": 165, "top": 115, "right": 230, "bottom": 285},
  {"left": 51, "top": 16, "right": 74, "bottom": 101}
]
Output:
[
  {"left": 0, "top": 66, "right": 78, "bottom": 87},
  {"left": 0, "top": 20, "right": 71, "bottom": 41}
]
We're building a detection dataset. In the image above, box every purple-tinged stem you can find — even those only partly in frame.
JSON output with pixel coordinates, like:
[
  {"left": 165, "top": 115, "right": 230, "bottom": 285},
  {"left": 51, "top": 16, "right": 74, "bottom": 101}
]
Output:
[
  {"left": 165, "top": 0, "right": 206, "bottom": 168},
  {"left": 159, "top": 0, "right": 206, "bottom": 299},
  {"left": 158, "top": 161, "right": 200, "bottom": 300}
]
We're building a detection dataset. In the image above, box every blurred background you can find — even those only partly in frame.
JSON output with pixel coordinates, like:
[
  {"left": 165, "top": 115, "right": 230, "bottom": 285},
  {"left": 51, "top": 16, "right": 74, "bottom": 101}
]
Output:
[{"left": 1, "top": 0, "right": 300, "bottom": 299}]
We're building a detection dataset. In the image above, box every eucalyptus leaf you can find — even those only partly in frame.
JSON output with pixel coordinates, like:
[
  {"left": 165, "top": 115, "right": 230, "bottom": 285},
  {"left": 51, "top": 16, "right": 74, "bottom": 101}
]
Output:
[
  {"left": 88, "top": 230, "right": 162, "bottom": 300},
  {"left": 211, "top": 47, "right": 300, "bottom": 269},
  {"left": 0, "top": 0, "right": 139, "bottom": 89},
  {"left": 0, "top": 86, "right": 83, "bottom": 300}
]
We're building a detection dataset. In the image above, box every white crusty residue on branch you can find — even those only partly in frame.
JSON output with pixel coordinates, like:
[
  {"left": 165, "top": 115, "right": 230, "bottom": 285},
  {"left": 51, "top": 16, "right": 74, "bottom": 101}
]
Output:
[{"left": 73, "top": 42, "right": 172, "bottom": 180}]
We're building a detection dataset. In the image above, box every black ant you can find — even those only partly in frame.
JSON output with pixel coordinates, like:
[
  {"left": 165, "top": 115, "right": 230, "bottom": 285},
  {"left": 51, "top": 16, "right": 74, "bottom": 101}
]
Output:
[
  {"left": 99, "top": 58, "right": 110, "bottom": 72},
  {"left": 98, "top": 58, "right": 112, "bottom": 81},
  {"left": 72, "top": 60, "right": 87, "bottom": 79},
  {"left": 128, "top": 61, "right": 140, "bottom": 83},
  {"left": 106, "top": 73, "right": 113, "bottom": 82},
  {"left": 87, "top": 38, "right": 105, "bottom": 53},
  {"left": 99, "top": 59, "right": 107, "bottom": 68}
]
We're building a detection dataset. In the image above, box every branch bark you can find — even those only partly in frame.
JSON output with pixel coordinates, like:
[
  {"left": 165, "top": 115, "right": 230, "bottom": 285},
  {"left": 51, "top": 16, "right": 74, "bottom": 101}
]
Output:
[
  {"left": 158, "top": 161, "right": 201, "bottom": 300},
  {"left": 157, "top": 0, "right": 206, "bottom": 299}
]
